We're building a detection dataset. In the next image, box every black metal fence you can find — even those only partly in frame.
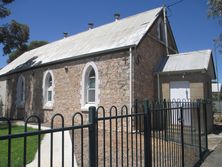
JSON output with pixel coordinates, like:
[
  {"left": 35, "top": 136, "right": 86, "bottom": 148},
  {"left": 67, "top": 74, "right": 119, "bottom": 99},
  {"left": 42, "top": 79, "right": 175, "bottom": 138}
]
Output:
[{"left": 0, "top": 100, "right": 208, "bottom": 167}]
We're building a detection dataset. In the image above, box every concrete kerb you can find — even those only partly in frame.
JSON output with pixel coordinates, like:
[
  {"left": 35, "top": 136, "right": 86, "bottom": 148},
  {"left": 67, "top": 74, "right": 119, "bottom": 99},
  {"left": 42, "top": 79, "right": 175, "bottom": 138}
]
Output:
[{"left": 12, "top": 121, "right": 77, "bottom": 167}]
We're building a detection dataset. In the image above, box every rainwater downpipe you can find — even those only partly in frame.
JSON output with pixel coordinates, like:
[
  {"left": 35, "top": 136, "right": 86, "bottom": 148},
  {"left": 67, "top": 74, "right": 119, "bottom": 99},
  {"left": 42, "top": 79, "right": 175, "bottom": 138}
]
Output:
[
  {"left": 156, "top": 5, "right": 169, "bottom": 101},
  {"left": 157, "top": 73, "right": 160, "bottom": 101},
  {"left": 129, "top": 47, "right": 132, "bottom": 111},
  {"left": 163, "top": 5, "right": 169, "bottom": 55}
]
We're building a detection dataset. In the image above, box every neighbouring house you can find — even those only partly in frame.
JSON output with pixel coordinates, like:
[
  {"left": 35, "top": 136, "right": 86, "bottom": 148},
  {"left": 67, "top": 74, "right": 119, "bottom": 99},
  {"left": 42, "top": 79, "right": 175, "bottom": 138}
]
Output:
[
  {"left": 212, "top": 82, "right": 222, "bottom": 99},
  {"left": 0, "top": 7, "right": 216, "bottom": 130},
  {"left": 212, "top": 82, "right": 222, "bottom": 113}
]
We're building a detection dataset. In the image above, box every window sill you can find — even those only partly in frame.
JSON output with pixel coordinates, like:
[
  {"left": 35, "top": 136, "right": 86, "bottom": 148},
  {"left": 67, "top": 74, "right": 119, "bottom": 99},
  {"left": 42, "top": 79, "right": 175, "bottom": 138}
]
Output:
[
  {"left": 43, "top": 102, "right": 53, "bottom": 110},
  {"left": 81, "top": 103, "right": 96, "bottom": 112}
]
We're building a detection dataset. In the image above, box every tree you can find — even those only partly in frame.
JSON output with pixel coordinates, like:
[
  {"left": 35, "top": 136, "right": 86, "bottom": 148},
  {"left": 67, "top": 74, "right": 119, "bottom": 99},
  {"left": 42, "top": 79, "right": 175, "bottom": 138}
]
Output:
[
  {"left": 208, "top": 0, "right": 222, "bottom": 17},
  {"left": 8, "top": 40, "right": 48, "bottom": 63},
  {"left": 208, "top": 0, "right": 222, "bottom": 52},
  {"left": 0, "top": 0, "right": 29, "bottom": 55},
  {"left": 0, "top": 0, "right": 14, "bottom": 18}
]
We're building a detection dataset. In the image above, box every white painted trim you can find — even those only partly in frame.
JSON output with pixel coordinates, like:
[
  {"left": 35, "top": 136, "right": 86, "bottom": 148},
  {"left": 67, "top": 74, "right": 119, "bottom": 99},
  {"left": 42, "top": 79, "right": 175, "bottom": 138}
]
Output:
[
  {"left": 80, "top": 62, "right": 100, "bottom": 111},
  {"left": 16, "top": 75, "right": 25, "bottom": 107},
  {"left": 42, "top": 70, "right": 55, "bottom": 109}
]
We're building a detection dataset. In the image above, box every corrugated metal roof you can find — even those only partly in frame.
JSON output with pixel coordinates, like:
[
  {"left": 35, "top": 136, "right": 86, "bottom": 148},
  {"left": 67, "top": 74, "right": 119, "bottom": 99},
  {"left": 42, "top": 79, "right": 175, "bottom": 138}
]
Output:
[
  {"left": 157, "top": 50, "right": 212, "bottom": 73},
  {"left": 212, "top": 83, "right": 222, "bottom": 93},
  {"left": 0, "top": 7, "right": 163, "bottom": 77}
]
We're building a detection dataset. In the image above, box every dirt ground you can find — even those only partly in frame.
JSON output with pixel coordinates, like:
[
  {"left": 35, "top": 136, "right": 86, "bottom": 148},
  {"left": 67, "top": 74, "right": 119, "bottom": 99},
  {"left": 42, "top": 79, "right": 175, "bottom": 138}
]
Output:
[{"left": 71, "top": 128, "right": 199, "bottom": 167}]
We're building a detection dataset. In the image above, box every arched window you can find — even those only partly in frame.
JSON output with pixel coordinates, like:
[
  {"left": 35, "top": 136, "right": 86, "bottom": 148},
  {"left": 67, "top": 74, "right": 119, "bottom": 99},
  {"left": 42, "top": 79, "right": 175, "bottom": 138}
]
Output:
[
  {"left": 16, "top": 75, "right": 25, "bottom": 106},
  {"left": 81, "top": 62, "right": 99, "bottom": 111},
  {"left": 157, "top": 18, "right": 166, "bottom": 43},
  {"left": 43, "top": 71, "right": 54, "bottom": 108}
]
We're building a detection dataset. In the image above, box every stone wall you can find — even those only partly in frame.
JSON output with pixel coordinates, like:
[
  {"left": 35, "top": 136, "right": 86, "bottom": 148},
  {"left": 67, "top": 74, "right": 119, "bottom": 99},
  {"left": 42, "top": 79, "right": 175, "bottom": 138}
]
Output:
[
  {"left": 4, "top": 50, "right": 130, "bottom": 124},
  {"left": 133, "top": 14, "right": 178, "bottom": 102}
]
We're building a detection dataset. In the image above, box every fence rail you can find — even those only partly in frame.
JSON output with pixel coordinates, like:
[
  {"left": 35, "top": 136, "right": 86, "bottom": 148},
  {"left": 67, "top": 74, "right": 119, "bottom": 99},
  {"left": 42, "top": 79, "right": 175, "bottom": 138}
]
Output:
[{"left": 0, "top": 100, "right": 209, "bottom": 167}]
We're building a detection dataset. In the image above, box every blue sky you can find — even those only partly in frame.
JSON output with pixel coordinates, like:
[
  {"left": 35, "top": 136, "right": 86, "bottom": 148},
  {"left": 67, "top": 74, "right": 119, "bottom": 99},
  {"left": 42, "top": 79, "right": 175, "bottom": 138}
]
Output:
[{"left": 0, "top": 0, "right": 221, "bottom": 81}]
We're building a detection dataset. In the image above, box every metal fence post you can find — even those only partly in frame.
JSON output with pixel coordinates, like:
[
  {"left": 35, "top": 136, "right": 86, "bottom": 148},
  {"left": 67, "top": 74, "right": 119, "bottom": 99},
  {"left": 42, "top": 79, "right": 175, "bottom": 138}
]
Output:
[
  {"left": 163, "top": 99, "right": 167, "bottom": 140},
  {"left": 203, "top": 100, "right": 208, "bottom": 150},
  {"left": 144, "top": 100, "right": 152, "bottom": 167},
  {"left": 89, "top": 106, "right": 98, "bottom": 167},
  {"left": 180, "top": 106, "right": 185, "bottom": 167},
  {"left": 197, "top": 101, "right": 202, "bottom": 160}
]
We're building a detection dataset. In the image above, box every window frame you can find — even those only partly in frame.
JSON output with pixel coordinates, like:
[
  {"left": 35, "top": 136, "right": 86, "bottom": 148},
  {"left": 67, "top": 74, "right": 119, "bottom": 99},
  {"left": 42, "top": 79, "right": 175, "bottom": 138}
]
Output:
[
  {"left": 80, "top": 62, "right": 100, "bottom": 111},
  {"left": 42, "top": 70, "right": 55, "bottom": 109},
  {"left": 87, "top": 68, "right": 96, "bottom": 103}
]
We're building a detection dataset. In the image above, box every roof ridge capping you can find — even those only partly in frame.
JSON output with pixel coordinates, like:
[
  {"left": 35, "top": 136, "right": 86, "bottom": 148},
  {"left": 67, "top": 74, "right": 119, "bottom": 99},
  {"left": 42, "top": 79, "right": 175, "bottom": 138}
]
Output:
[
  {"left": 56, "top": 6, "right": 164, "bottom": 41},
  {"left": 9, "top": 6, "right": 164, "bottom": 56},
  {"left": 117, "top": 6, "right": 163, "bottom": 21}
]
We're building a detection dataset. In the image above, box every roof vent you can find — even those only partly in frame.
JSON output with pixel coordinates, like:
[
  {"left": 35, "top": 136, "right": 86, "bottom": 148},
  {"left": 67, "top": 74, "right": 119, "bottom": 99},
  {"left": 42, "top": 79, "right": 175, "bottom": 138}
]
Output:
[
  {"left": 88, "top": 23, "right": 94, "bottom": 30},
  {"left": 63, "top": 32, "right": 68, "bottom": 38},
  {"left": 114, "top": 13, "right": 120, "bottom": 21}
]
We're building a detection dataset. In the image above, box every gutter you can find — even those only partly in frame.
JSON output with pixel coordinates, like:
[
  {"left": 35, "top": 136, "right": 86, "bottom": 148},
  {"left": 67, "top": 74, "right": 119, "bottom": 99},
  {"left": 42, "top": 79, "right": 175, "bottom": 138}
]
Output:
[
  {"left": 155, "top": 69, "right": 208, "bottom": 75},
  {"left": 0, "top": 44, "right": 136, "bottom": 78}
]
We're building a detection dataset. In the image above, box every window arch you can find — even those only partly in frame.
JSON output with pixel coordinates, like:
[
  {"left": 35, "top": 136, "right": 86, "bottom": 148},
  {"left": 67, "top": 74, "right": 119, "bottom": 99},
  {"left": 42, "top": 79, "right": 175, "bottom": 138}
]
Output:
[
  {"left": 16, "top": 75, "right": 25, "bottom": 106},
  {"left": 43, "top": 71, "right": 55, "bottom": 108},
  {"left": 81, "top": 62, "right": 99, "bottom": 111}
]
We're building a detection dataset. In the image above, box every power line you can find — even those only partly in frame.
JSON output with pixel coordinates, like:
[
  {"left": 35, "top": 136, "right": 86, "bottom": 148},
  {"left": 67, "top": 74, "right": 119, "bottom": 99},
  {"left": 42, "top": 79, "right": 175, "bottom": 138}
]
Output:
[
  {"left": 165, "top": 0, "right": 185, "bottom": 17},
  {"left": 167, "top": 0, "right": 184, "bottom": 8}
]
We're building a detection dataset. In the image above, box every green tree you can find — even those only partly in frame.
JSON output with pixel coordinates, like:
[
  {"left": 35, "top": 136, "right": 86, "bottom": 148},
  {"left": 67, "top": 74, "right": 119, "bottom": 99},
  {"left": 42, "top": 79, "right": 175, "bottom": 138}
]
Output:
[
  {"left": 208, "top": 0, "right": 222, "bottom": 52},
  {"left": 0, "top": 0, "right": 14, "bottom": 18},
  {"left": 0, "top": 0, "right": 29, "bottom": 55},
  {"left": 8, "top": 40, "right": 48, "bottom": 63}
]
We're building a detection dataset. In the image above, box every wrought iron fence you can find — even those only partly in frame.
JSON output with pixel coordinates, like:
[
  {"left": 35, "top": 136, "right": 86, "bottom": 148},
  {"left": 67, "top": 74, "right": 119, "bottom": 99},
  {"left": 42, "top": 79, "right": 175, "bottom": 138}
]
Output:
[{"left": 0, "top": 100, "right": 208, "bottom": 167}]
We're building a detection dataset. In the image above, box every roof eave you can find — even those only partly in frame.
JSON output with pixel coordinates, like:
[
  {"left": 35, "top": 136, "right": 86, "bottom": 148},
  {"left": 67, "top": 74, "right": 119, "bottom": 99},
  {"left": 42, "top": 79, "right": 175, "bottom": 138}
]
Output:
[{"left": 0, "top": 44, "right": 136, "bottom": 78}]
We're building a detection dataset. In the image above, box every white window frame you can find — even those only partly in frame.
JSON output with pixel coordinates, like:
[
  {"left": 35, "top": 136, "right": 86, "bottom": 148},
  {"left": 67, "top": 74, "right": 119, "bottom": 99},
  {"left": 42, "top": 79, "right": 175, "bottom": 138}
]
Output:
[
  {"left": 16, "top": 75, "right": 25, "bottom": 107},
  {"left": 87, "top": 69, "right": 96, "bottom": 103},
  {"left": 42, "top": 70, "right": 55, "bottom": 109},
  {"left": 80, "top": 62, "right": 100, "bottom": 111}
]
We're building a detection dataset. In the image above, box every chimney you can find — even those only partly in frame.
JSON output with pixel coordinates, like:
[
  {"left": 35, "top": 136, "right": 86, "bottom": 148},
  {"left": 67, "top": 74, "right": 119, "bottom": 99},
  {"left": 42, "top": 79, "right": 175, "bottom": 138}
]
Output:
[
  {"left": 63, "top": 32, "right": 68, "bottom": 38},
  {"left": 114, "top": 13, "right": 120, "bottom": 21},
  {"left": 88, "top": 23, "right": 94, "bottom": 30}
]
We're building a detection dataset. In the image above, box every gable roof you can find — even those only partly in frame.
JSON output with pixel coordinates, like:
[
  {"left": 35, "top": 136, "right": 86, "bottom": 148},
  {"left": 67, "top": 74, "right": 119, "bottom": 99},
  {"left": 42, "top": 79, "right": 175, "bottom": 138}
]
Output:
[
  {"left": 0, "top": 7, "right": 163, "bottom": 77},
  {"left": 156, "top": 49, "right": 216, "bottom": 79}
]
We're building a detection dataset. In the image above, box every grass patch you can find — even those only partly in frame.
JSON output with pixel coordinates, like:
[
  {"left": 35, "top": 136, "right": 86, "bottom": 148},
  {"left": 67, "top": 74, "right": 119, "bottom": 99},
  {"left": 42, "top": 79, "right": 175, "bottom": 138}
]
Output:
[{"left": 0, "top": 124, "right": 44, "bottom": 167}]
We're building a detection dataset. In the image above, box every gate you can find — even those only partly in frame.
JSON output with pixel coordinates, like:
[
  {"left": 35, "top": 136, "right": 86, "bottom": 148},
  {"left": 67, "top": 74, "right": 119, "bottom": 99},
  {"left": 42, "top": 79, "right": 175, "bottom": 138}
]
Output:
[{"left": 0, "top": 100, "right": 208, "bottom": 167}]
